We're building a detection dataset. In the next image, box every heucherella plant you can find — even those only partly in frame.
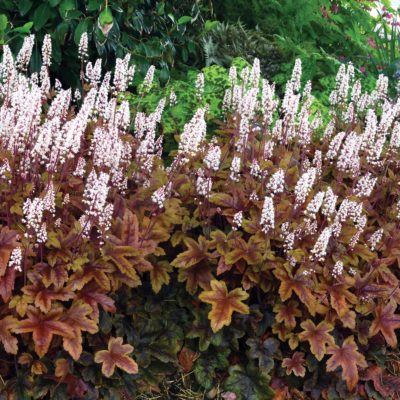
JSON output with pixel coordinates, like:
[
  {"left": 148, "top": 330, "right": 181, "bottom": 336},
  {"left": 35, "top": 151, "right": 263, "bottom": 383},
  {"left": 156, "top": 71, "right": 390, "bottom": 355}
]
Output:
[{"left": 1, "top": 34, "right": 400, "bottom": 399}]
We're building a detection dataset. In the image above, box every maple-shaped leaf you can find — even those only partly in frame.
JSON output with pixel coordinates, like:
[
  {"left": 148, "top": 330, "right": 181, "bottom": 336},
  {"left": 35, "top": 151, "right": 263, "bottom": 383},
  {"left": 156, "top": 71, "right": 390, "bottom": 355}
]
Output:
[
  {"left": 178, "top": 261, "right": 212, "bottom": 295},
  {"left": 199, "top": 280, "right": 249, "bottom": 333},
  {"left": 13, "top": 306, "right": 74, "bottom": 357},
  {"left": 273, "top": 268, "right": 317, "bottom": 316},
  {"left": 38, "top": 263, "right": 68, "bottom": 289},
  {"left": 273, "top": 300, "right": 301, "bottom": 329},
  {"left": 326, "top": 336, "right": 367, "bottom": 391},
  {"left": 171, "top": 236, "right": 211, "bottom": 269},
  {"left": 94, "top": 337, "right": 138, "bottom": 377},
  {"left": 225, "top": 234, "right": 266, "bottom": 266},
  {"left": 60, "top": 301, "right": 98, "bottom": 360},
  {"left": 298, "top": 319, "right": 334, "bottom": 361},
  {"left": 369, "top": 301, "right": 400, "bottom": 347},
  {"left": 104, "top": 209, "right": 154, "bottom": 284},
  {"left": 0, "top": 226, "right": 18, "bottom": 276},
  {"left": 68, "top": 262, "right": 114, "bottom": 292},
  {"left": 282, "top": 352, "right": 306, "bottom": 377},
  {"left": 76, "top": 282, "right": 116, "bottom": 321},
  {"left": 22, "top": 284, "right": 74, "bottom": 313},
  {"left": 150, "top": 261, "right": 172, "bottom": 293},
  {"left": 0, "top": 315, "right": 18, "bottom": 354}
]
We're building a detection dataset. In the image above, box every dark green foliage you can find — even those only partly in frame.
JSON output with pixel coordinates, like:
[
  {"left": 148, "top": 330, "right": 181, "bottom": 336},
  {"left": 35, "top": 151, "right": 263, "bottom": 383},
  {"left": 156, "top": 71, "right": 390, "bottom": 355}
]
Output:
[
  {"left": 202, "top": 21, "right": 283, "bottom": 79},
  {"left": 0, "top": 0, "right": 211, "bottom": 86}
]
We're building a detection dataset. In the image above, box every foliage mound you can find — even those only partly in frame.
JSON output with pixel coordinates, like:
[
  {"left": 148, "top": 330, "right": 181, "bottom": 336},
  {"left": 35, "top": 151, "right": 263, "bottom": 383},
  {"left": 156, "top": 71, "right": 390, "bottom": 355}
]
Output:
[{"left": 1, "top": 36, "right": 400, "bottom": 399}]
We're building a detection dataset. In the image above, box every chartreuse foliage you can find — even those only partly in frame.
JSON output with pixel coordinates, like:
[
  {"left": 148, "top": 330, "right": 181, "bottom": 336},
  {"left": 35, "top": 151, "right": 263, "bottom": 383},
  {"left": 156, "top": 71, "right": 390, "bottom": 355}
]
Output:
[{"left": 2, "top": 35, "right": 400, "bottom": 400}]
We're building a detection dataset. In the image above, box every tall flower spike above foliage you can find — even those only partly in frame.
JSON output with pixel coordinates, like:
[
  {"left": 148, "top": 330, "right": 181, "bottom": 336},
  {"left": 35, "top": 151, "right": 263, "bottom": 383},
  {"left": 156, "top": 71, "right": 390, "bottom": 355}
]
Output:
[
  {"left": 178, "top": 108, "right": 207, "bottom": 160},
  {"left": 78, "top": 33, "right": 89, "bottom": 62},
  {"left": 42, "top": 34, "right": 52, "bottom": 67}
]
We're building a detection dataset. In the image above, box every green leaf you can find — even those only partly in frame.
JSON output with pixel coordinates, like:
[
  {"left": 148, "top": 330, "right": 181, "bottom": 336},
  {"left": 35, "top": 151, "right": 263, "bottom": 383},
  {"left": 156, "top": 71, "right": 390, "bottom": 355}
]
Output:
[
  {"left": 246, "top": 338, "right": 281, "bottom": 374},
  {"left": 33, "top": 3, "right": 52, "bottom": 31},
  {"left": 0, "top": 14, "right": 8, "bottom": 32},
  {"left": 13, "top": 22, "right": 33, "bottom": 34},
  {"left": 204, "top": 20, "right": 219, "bottom": 32},
  {"left": 59, "top": 0, "right": 76, "bottom": 18},
  {"left": 87, "top": 0, "right": 101, "bottom": 12},
  {"left": 17, "top": 0, "right": 33, "bottom": 16},
  {"left": 194, "top": 348, "right": 230, "bottom": 389},
  {"left": 99, "top": 7, "right": 113, "bottom": 26},
  {"left": 74, "top": 19, "right": 90, "bottom": 45},
  {"left": 49, "top": 0, "right": 62, "bottom": 6},
  {"left": 177, "top": 16, "right": 192, "bottom": 25},
  {"left": 224, "top": 364, "right": 274, "bottom": 400}
]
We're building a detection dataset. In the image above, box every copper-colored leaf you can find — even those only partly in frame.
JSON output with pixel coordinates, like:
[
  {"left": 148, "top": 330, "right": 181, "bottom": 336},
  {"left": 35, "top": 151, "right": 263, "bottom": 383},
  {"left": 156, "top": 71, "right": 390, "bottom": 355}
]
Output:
[
  {"left": 55, "top": 358, "right": 70, "bottom": 379},
  {"left": 0, "top": 267, "right": 15, "bottom": 302},
  {"left": 326, "top": 336, "right": 367, "bottom": 391},
  {"left": 0, "top": 315, "right": 18, "bottom": 354},
  {"left": 60, "top": 301, "right": 98, "bottom": 360},
  {"left": 273, "top": 300, "right": 301, "bottom": 330},
  {"left": 150, "top": 261, "right": 172, "bottom": 294},
  {"left": 77, "top": 282, "right": 116, "bottom": 321},
  {"left": 172, "top": 236, "right": 211, "bottom": 269},
  {"left": 369, "top": 301, "right": 400, "bottom": 347},
  {"left": 199, "top": 280, "right": 249, "bottom": 333},
  {"left": 0, "top": 227, "right": 18, "bottom": 276},
  {"left": 273, "top": 268, "right": 317, "bottom": 316},
  {"left": 14, "top": 307, "right": 74, "bottom": 358},
  {"left": 298, "top": 319, "right": 334, "bottom": 361},
  {"left": 94, "top": 337, "right": 138, "bottom": 377},
  {"left": 178, "top": 346, "right": 199, "bottom": 373},
  {"left": 282, "top": 352, "right": 306, "bottom": 377}
]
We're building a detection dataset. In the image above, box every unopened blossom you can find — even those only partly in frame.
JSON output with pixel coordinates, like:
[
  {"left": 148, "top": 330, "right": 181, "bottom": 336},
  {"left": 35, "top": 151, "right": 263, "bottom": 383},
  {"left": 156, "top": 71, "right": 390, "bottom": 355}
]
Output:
[
  {"left": 290, "top": 59, "right": 302, "bottom": 92},
  {"left": 266, "top": 169, "right": 285, "bottom": 196},
  {"left": 368, "top": 228, "right": 384, "bottom": 251},
  {"left": 8, "top": 247, "right": 22, "bottom": 272},
  {"left": 313, "top": 150, "right": 322, "bottom": 177},
  {"left": 44, "top": 181, "right": 56, "bottom": 216},
  {"left": 16, "top": 35, "right": 34, "bottom": 71},
  {"left": 260, "top": 196, "right": 275, "bottom": 233},
  {"left": 78, "top": 32, "right": 89, "bottom": 61},
  {"left": 310, "top": 226, "right": 332, "bottom": 261},
  {"left": 232, "top": 211, "right": 243, "bottom": 230},
  {"left": 143, "top": 65, "right": 155, "bottom": 91},
  {"left": 169, "top": 90, "right": 177, "bottom": 105},
  {"left": 354, "top": 173, "right": 377, "bottom": 198},
  {"left": 195, "top": 72, "right": 204, "bottom": 99},
  {"left": 42, "top": 34, "right": 52, "bottom": 67},
  {"left": 204, "top": 144, "right": 221, "bottom": 171}
]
